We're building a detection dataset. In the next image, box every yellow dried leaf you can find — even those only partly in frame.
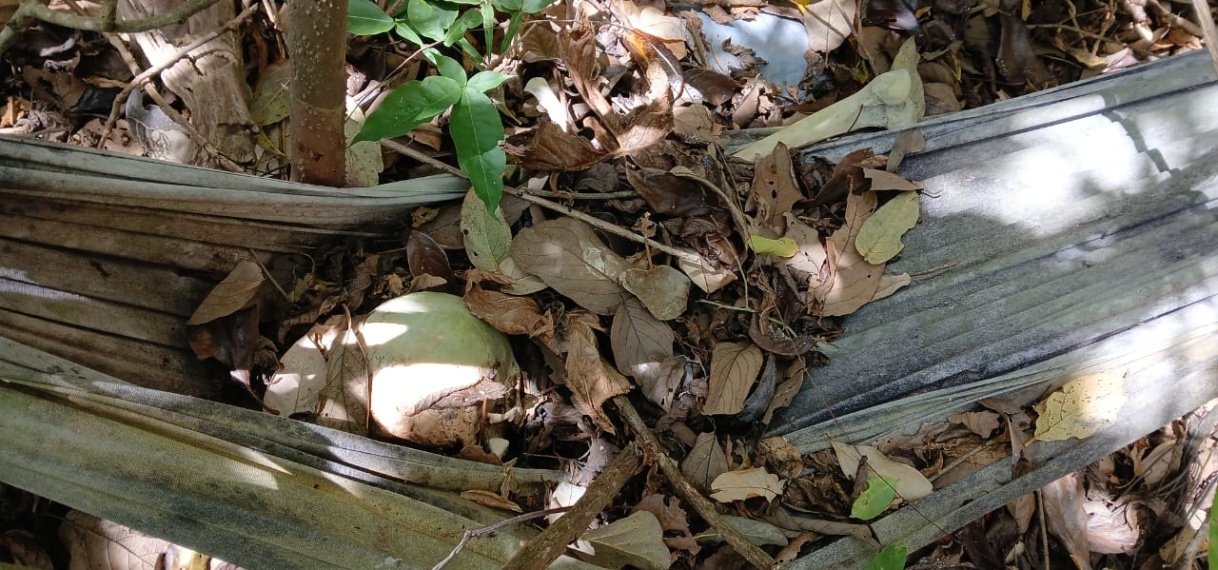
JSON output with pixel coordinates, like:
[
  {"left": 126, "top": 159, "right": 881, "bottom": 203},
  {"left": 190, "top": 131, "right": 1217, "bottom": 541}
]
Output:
[
  {"left": 1034, "top": 371, "right": 1127, "bottom": 441},
  {"left": 855, "top": 192, "right": 920, "bottom": 264}
]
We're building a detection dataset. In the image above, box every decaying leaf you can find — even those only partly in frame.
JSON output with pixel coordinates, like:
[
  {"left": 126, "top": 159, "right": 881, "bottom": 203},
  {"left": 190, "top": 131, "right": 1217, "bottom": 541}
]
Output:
[
  {"left": 563, "top": 312, "right": 633, "bottom": 432},
  {"left": 611, "top": 298, "right": 679, "bottom": 408},
  {"left": 682, "top": 432, "right": 730, "bottom": 492},
  {"left": 815, "top": 191, "right": 885, "bottom": 316},
  {"left": 407, "top": 229, "right": 453, "bottom": 285},
  {"left": 460, "top": 188, "right": 511, "bottom": 272},
  {"left": 575, "top": 511, "right": 672, "bottom": 570},
  {"left": 1034, "top": 370, "right": 1128, "bottom": 441},
  {"left": 750, "top": 143, "right": 804, "bottom": 233},
  {"left": 855, "top": 191, "right": 920, "bottom": 264},
  {"left": 832, "top": 441, "right": 933, "bottom": 500},
  {"left": 703, "top": 341, "right": 764, "bottom": 416},
  {"left": 633, "top": 494, "right": 700, "bottom": 557},
  {"left": 863, "top": 167, "right": 923, "bottom": 191},
  {"left": 318, "top": 319, "right": 370, "bottom": 437},
  {"left": 463, "top": 283, "right": 549, "bottom": 337},
  {"left": 710, "top": 467, "right": 785, "bottom": 502},
  {"left": 949, "top": 411, "right": 1002, "bottom": 438},
  {"left": 619, "top": 265, "right": 691, "bottom": 320},
  {"left": 512, "top": 218, "right": 631, "bottom": 314},
  {"left": 188, "top": 260, "right": 264, "bottom": 325},
  {"left": 265, "top": 325, "right": 332, "bottom": 417},
  {"left": 460, "top": 489, "right": 523, "bottom": 512},
  {"left": 60, "top": 511, "right": 173, "bottom": 570}
]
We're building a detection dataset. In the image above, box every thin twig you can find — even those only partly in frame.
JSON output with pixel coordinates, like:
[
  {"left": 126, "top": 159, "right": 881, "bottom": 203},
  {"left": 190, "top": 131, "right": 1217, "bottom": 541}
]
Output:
[
  {"left": 613, "top": 395, "right": 781, "bottom": 570},
  {"left": 500, "top": 442, "right": 643, "bottom": 570},
  {"left": 431, "top": 506, "right": 574, "bottom": 570}
]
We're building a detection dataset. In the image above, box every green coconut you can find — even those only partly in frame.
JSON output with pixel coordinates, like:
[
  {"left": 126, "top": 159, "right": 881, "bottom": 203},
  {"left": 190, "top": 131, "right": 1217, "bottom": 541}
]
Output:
[{"left": 362, "top": 291, "right": 519, "bottom": 448}]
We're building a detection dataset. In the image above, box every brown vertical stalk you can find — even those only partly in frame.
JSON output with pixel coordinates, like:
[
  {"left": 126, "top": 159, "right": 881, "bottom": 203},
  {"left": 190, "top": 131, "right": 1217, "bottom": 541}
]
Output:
[{"left": 284, "top": 0, "right": 348, "bottom": 186}]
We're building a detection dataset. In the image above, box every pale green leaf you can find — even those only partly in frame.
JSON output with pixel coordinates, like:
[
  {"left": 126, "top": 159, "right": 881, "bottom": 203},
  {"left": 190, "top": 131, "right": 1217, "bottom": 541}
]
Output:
[
  {"left": 354, "top": 76, "right": 462, "bottom": 143},
  {"left": 855, "top": 191, "right": 920, "bottom": 264},
  {"left": 394, "top": 21, "right": 425, "bottom": 46},
  {"left": 460, "top": 188, "right": 511, "bottom": 272},
  {"left": 347, "top": 0, "right": 395, "bottom": 35},
  {"left": 747, "top": 235, "right": 798, "bottom": 258},
  {"left": 865, "top": 544, "right": 907, "bottom": 570},
  {"left": 408, "top": 0, "right": 458, "bottom": 40},
  {"left": 433, "top": 54, "right": 467, "bottom": 86},
  {"left": 521, "top": 0, "right": 557, "bottom": 13},
  {"left": 851, "top": 477, "right": 897, "bottom": 520},
  {"left": 467, "top": 70, "right": 512, "bottom": 94}
]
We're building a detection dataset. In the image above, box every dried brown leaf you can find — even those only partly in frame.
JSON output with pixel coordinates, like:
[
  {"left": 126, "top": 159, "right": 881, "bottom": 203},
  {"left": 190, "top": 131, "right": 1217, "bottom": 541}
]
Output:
[
  {"left": 815, "top": 191, "right": 884, "bottom": 316},
  {"left": 886, "top": 129, "right": 926, "bottom": 172},
  {"left": 563, "top": 312, "right": 632, "bottom": 432},
  {"left": 949, "top": 411, "right": 1002, "bottom": 438},
  {"left": 626, "top": 166, "right": 717, "bottom": 217},
  {"left": 503, "top": 119, "right": 606, "bottom": 171},
  {"left": 187, "top": 260, "right": 263, "bottom": 325},
  {"left": 319, "top": 322, "right": 369, "bottom": 436},
  {"left": 407, "top": 230, "right": 452, "bottom": 284},
  {"left": 1042, "top": 473, "right": 1094, "bottom": 570},
  {"left": 619, "top": 265, "right": 690, "bottom": 320},
  {"left": 511, "top": 218, "right": 631, "bottom": 314},
  {"left": 704, "top": 341, "right": 764, "bottom": 416},
  {"left": 464, "top": 283, "right": 549, "bottom": 337},
  {"left": 750, "top": 142, "right": 803, "bottom": 234},
  {"left": 633, "top": 494, "right": 700, "bottom": 557},
  {"left": 611, "top": 298, "right": 677, "bottom": 407},
  {"left": 682, "top": 432, "right": 729, "bottom": 493},
  {"left": 710, "top": 467, "right": 785, "bottom": 502}
]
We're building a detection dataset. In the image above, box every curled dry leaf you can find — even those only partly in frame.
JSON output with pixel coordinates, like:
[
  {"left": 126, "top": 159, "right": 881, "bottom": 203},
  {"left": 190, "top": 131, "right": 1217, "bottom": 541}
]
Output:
[
  {"left": 863, "top": 167, "right": 923, "bottom": 191},
  {"left": 710, "top": 467, "right": 785, "bottom": 502},
  {"left": 703, "top": 341, "right": 764, "bottom": 416},
  {"left": 187, "top": 260, "right": 263, "bottom": 325},
  {"left": 563, "top": 312, "right": 632, "bottom": 432},
  {"left": 511, "top": 217, "right": 631, "bottom": 314},
  {"left": 463, "top": 283, "right": 549, "bottom": 337},
  {"left": 814, "top": 191, "right": 885, "bottom": 316},
  {"left": 503, "top": 118, "right": 605, "bottom": 171},
  {"left": 633, "top": 494, "right": 700, "bottom": 557}
]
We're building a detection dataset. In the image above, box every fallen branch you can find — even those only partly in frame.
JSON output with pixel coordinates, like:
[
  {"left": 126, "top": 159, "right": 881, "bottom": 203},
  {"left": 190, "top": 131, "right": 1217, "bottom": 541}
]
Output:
[{"left": 0, "top": 0, "right": 221, "bottom": 54}]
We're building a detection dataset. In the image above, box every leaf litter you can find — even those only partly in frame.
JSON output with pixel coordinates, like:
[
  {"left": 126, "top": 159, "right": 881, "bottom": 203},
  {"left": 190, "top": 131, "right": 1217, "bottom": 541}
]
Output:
[{"left": 13, "top": 0, "right": 1218, "bottom": 566}]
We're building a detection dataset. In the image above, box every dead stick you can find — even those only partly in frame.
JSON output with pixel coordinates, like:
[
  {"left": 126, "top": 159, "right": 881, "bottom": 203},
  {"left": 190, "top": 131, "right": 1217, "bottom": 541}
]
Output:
[
  {"left": 500, "top": 442, "right": 643, "bottom": 570},
  {"left": 613, "top": 395, "right": 781, "bottom": 570}
]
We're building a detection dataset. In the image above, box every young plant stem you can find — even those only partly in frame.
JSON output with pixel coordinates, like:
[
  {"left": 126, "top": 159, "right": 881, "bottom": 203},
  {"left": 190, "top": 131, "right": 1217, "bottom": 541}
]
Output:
[{"left": 285, "top": 0, "right": 348, "bottom": 186}]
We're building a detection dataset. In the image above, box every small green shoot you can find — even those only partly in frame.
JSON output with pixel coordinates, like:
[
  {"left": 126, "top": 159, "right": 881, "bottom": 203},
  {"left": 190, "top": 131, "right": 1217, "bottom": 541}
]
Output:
[
  {"left": 345, "top": 0, "right": 555, "bottom": 212},
  {"left": 852, "top": 476, "right": 898, "bottom": 521}
]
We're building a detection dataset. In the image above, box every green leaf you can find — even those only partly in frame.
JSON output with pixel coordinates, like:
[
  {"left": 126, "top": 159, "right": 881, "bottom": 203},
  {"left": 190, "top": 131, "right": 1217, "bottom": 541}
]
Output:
[
  {"left": 851, "top": 477, "right": 898, "bottom": 521},
  {"left": 855, "top": 191, "right": 920, "bottom": 264},
  {"left": 467, "top": 70, "right": 512, "bottom": 93},
  {"left": 451, "top": 89, "right": 506, "bottom": 211},
  {"left": 450, "top": 88, "right": 504, "bottom": 153},
  {"left": 354, "top": 76, "right": 463, "bottom": 142},
  {"left": 865, "top": 544, "right": 907, "bottom": 570},
  {"left": 394, "top": 21, "right": 425, "bottom": 46},
  {"left": 444, "top": 9, "right": 481, "bottom": 46},
  {"left": 480, "top": 2, "right": 495, "bottom": 56},
  {"left": 493, "top": 0, "right": 523, "bottom": 12},
  {"left": 348, "top": 0, "right": 396, "bottom": 35},
  {"left": 408, "top": 0, "right": 459, "bottom": 40},
  {"left": 520, "top": 0, "right": 557, "bottom": 13},
  {"left": 432, "top": 54, "right": 467, "bottom": 86}
]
